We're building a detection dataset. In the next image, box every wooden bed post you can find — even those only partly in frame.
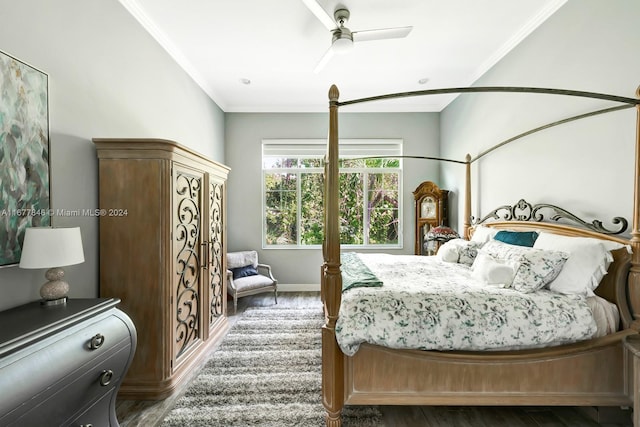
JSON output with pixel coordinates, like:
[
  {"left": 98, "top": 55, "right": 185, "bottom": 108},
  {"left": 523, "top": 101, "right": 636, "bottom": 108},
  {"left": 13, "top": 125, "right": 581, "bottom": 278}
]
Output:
[
  {"left": 322, "top": 84, "right": 344, "bottom": 427},
  {"left": 629, "top": 85, "right": 640, "bottom": 322},
  {"left": 463, "top": 153, "right": 472, "bottom": 240}
]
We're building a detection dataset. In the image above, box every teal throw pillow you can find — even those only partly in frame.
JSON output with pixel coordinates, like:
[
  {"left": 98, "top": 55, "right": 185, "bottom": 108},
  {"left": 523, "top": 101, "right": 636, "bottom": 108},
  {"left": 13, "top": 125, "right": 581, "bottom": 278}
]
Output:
[{"left": 494, "top": 230, "right": 538, "bottom": 247}]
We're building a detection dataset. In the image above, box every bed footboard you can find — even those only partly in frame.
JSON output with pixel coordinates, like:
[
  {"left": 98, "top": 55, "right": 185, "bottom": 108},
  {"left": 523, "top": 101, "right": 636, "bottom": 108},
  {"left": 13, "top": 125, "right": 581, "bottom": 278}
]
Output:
[{"left": 344, "top": 333, "right": 635, "bottom": 407}]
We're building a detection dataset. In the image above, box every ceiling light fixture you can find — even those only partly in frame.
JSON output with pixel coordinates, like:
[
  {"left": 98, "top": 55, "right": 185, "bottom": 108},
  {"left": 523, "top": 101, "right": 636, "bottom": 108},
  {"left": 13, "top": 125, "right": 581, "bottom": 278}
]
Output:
[{"left": 331, "top": 28, "right": 354, "bottom": 54}]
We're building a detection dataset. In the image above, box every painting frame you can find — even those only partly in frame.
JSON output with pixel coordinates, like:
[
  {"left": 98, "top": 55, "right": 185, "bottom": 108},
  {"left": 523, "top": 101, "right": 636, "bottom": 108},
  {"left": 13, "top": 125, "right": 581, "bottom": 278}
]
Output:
[{"left": 0, "top": 49, "right": 51, "bottom": 267}]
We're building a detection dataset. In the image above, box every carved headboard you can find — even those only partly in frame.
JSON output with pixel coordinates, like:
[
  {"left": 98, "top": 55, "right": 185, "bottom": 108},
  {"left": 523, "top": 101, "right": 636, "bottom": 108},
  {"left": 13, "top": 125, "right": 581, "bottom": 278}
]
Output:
[{"left": 471, "top": 199, "right": 633, "bottom": 329}]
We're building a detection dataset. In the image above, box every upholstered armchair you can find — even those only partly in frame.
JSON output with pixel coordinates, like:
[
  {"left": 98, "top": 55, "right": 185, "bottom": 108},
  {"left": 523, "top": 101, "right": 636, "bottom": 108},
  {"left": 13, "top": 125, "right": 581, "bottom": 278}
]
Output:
[{"left": 226, "top": 250, "right": 278, "bottom": 314}]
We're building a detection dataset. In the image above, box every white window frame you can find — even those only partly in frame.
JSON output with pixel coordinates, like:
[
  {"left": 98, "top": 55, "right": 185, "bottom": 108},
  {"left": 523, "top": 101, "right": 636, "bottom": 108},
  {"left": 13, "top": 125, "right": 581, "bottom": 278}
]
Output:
[{"left": 262, "top": 139, "right": 403, "bottom": 250}]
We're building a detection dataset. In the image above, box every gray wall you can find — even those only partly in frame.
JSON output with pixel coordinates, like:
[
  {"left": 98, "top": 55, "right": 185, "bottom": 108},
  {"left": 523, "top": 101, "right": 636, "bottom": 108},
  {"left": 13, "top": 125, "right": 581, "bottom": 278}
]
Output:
[
  {"left": 440, "top": 0, "right": 640, "bottom": 235},
  {"left": 3, "top": 0, "right": 638, "bottom": 305},
  {"left": 225, "top": 112, "right": 440, "bottom": 287},
  {"left": 0, "top": 0, "right": 224, "bottom": 311}
]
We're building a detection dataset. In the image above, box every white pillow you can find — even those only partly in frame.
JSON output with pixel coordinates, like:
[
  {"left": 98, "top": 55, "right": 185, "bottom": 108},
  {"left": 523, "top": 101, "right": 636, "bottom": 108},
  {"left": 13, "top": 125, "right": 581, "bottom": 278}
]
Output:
[
  {"left": 227, "top": 250, "right": 258, "bottom": 269},
  {"left": 470, "top": 225, "right": 498, "bottom": 244},
  {"left": 437, "top": 241, "right": 460, "bottom": 263},
  {"left": 533, "top": 232, "right": 614, "bottom": 295},
  {"left": 471, "top": 251, "right": 518, "bottom": 287},
  {"left": 600, "top": 239, "right": 632, "bottom": 253}
]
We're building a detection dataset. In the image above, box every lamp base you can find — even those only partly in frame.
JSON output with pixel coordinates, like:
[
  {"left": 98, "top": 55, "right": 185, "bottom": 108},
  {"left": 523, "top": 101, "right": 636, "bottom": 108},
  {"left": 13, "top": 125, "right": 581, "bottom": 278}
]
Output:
[
  {"left": 41, "top": 296, "right": 68, "bottom": 306},
  {"left": 40, "top": 267, "right": 70, "bottom": 305}
]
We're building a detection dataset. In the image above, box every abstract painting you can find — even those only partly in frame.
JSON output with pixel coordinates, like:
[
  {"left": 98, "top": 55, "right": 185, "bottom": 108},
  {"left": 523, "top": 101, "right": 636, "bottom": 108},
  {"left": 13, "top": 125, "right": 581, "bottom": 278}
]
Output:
[{"left": 0, "top": 50, "right": 50, "bottom": 266}]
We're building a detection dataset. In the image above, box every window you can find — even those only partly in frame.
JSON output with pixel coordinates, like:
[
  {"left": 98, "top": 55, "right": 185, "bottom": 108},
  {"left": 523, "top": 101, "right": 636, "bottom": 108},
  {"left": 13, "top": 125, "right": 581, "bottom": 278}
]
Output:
[{"left": 262, "top": 139, "right": 402, "bottom": 248}]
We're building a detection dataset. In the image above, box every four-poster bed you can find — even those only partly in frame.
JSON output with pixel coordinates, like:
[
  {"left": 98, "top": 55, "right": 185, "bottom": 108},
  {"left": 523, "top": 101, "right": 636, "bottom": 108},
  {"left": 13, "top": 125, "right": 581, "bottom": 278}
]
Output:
[{"left": 321, "top": 84, "right": 640, "bottom": 426}]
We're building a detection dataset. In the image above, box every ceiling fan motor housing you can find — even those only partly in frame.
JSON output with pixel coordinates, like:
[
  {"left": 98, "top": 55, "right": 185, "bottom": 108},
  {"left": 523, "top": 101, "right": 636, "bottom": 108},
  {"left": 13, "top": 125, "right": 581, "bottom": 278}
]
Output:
[
  {"left": 332, "top": 9, "right": 353, "bottom": 53},
  {"left": 334, "top": 8, "right": 350, "bottom": 26}
]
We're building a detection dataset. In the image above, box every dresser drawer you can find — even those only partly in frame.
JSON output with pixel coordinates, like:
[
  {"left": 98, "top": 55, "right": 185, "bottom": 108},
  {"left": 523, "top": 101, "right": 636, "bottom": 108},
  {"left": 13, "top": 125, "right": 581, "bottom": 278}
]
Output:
[
  {"left": 70, "top": 388, "right": 118, "bottom": 427},
  {"left": 1, "top": 339, "right": 131, "bottom": 426},
  {"left": 0, "top": 312, "right": 133, "bottom": 425}
]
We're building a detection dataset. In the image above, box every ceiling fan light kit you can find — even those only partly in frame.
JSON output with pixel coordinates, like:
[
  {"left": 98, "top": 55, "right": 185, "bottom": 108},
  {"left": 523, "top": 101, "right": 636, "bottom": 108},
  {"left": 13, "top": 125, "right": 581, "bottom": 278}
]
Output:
[
  {"left": 331, "top": 30, "right": 354, "bottom": 54},
  {"left": 303, "top": 0, "right": 413, "bottom": 72}
]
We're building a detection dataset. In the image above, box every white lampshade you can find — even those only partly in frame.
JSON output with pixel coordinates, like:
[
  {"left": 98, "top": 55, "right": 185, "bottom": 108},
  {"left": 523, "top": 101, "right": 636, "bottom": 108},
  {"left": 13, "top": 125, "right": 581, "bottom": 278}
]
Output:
[
  {"left": 19, "top": 227, "right": 85, "bottom": 269},
  {"left": 20, "top": 227, "right": 85, "bottom": 305}
]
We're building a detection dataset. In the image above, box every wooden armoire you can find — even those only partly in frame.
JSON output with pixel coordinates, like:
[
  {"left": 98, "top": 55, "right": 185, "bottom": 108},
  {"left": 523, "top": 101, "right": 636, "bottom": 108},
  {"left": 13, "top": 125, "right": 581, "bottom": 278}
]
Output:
[{"left": 93, "top": 138, "right": 230, "bottom": 400}]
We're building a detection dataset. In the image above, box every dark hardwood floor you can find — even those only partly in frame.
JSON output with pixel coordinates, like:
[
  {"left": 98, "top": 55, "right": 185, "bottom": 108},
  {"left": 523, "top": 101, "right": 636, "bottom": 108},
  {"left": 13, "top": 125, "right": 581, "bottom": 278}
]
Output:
[{"left": 116, "top": 292, "right": 633, "bottom": 427}]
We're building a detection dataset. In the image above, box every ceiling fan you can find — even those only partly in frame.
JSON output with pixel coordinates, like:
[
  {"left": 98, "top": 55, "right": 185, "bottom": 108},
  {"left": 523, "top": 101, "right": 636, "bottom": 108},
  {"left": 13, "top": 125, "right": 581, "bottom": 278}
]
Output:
[{"left": 302, "top": 0, "right": 413, "bottom": 73}]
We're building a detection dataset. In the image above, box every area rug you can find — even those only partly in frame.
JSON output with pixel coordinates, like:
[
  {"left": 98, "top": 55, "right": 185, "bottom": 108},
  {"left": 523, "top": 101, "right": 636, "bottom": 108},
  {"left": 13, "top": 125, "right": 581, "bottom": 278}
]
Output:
[{"left": 160, "top": 306, "right": 383, "bottom": 427}]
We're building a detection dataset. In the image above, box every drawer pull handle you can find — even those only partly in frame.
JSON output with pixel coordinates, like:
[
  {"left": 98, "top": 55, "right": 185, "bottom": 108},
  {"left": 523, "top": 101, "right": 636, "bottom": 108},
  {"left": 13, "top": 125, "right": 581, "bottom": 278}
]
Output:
[
  {"left": 89, "top": 333, "right": 105, "bottom": 350},
  {"left": 99, "top": 369, "right": 114, "bottom": 386},
  {"left": 80, "top": 425, "right": 93, "bottom": 427}
]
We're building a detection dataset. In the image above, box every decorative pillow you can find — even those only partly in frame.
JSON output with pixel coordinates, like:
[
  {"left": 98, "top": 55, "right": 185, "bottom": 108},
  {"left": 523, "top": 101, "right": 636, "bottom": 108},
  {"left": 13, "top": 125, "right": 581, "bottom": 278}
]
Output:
[
  {"left": 457, "top": 241, "right": 482, "bottom": 266},
  {"left": 232, "top": 265, "right": 259, "bottom": 280},
  {"left": 494, "top": 230, "right": 539, "bottom": 247},
  {"left": 227, "top": 250, "right": 258, "bottom": 269},
  {"left": 470, "top": 225, "right": 498, "bottom": 244},
  {"left": 471, "top": 251, "right": 518, "bottom": 287},
  {"left": 436, "top": 239, "right": 482, "bottom": 266},
  {"left": 533, "top": 232, "right": 615, "bottom": 295},
  {"left": 481, "top": 240, "right": 569, "bottom": 293}
]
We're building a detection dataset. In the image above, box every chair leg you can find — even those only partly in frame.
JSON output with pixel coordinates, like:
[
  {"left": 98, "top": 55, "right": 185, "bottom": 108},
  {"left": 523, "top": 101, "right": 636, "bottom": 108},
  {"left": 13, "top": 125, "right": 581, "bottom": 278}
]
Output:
[
  {"left": 234, "top": 294, "right": 238, "bottom": 314},
  {"left": 274, "top": 288, "right": 278, "bottom": 305}
]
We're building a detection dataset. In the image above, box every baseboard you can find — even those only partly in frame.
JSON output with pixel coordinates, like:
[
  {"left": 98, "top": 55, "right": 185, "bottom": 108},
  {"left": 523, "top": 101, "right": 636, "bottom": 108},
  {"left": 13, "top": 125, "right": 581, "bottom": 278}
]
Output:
[{"left": 278, "top": 283, "right": 321, "bottom": 292}]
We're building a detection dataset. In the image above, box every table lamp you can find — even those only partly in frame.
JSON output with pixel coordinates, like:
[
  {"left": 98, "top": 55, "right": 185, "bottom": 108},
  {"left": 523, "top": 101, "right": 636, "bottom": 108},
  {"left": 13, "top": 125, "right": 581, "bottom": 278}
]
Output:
[
  {"left": 426, "top": 225, "right": 459, "bottom": 243},
  {"left": 19, "top": 226, "right": 85, "bottom": 306},
  {"left": 425, "top": 225, "right": 459, "bottom": 255}
]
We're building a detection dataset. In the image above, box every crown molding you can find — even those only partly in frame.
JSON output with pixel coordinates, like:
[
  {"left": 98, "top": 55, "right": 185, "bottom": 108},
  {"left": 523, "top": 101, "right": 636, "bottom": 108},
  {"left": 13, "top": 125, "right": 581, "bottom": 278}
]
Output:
[
  {"left": 117, "top": 0, "right": 227, "bottom": 110},
  {"left": 467, "top": 0, "right": 568, "bottom": 87}
]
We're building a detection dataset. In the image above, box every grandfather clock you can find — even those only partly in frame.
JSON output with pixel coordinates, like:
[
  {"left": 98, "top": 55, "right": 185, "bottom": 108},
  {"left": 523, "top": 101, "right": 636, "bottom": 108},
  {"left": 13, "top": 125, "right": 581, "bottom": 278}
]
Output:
[{"left": 413, "top": 181, "right": 449, "bottom": 255}]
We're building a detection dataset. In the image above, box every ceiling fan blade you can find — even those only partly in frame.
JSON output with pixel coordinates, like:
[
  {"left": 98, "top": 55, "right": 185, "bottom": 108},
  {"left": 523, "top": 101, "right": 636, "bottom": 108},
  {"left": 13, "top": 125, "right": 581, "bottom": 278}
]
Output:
[
  {"left": 313, "top": 45, "right": 335, "bottom": 74},
  {"left": 301, "top": 0, "right": 336, "bottom": 31},
  {"left": 352, "top": 26, "right": 413, "bottom": 42}
]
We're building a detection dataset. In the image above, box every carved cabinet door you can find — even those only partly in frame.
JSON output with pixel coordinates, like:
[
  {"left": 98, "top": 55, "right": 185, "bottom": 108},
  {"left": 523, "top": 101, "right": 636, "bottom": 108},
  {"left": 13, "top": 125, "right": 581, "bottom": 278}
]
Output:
[
  {"left": 205, "top": 171, "right": 226, "bottom": 336},
  {"left": 172, "top": 163, "right": 206, "bottom": 368}
]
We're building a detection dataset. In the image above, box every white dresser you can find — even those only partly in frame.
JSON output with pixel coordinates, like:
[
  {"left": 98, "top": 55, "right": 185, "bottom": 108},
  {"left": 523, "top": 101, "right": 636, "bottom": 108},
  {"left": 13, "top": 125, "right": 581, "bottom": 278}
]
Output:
[{"left": 0, "top": 298, "right": 136, "bottom": 426}]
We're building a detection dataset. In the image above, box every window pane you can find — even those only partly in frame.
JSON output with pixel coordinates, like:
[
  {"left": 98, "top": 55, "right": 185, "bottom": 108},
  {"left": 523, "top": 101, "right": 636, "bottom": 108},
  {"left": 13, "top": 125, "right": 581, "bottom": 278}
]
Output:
[
  {"left": 365, "top": 157, "right": 400, "bottom": 168},
  {"left": 300, "top": 158, "right": 323, "bottom": 168},
  {"left": 263, "top": 158, "right": 299, "bottom": 168},
  {"left": 265, "top": 173, "right": 297, "bottom": 245},
  {"left": 339, "top": 158, "right": 366, "bottom": 168},
  {"left": 300, "top": 173, "right": 324, "bottom": 245},
  {"left": 339, "top": 172, "right": 364, "bottom": 244},
  {"left": 367, "top": 173, "right": 399, "bottom": 244}
]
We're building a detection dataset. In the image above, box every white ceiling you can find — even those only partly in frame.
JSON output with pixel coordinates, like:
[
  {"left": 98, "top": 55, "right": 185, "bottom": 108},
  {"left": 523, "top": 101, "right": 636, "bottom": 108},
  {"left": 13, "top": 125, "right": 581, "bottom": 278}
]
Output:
[{"left": 119, "top": 0, "right": 567, "bottom": 113}]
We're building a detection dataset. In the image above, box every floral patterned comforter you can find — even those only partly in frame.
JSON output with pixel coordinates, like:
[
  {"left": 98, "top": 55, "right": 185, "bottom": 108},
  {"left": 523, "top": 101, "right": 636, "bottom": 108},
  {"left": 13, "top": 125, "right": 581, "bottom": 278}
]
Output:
[{"left": 335, "top": 253, "right": 597, "bottom": 356}]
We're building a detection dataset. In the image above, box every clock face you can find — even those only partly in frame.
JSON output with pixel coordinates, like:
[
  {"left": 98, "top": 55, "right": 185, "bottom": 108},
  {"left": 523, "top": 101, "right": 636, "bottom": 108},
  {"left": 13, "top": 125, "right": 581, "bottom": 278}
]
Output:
[{"left": 421, "top": 197, "right": 436, "bottom": 218}]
